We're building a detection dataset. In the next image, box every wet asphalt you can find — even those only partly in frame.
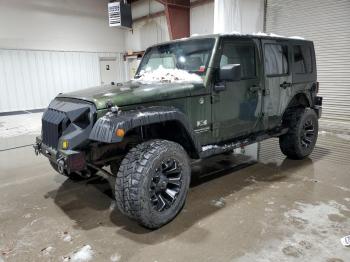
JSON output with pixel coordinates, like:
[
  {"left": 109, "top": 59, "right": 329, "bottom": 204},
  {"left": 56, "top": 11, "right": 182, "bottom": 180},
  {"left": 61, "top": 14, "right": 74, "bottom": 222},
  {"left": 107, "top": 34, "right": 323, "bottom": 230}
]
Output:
[{"left": 0, "top": 129, "right": 349, "bottom": 261}]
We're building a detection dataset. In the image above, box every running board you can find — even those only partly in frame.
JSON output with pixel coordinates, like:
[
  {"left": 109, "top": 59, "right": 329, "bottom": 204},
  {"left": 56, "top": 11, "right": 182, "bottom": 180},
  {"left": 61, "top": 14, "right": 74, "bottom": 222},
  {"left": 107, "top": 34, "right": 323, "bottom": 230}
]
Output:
[{"left": 199, "top": 128, "right": 288, "bottom": 159}]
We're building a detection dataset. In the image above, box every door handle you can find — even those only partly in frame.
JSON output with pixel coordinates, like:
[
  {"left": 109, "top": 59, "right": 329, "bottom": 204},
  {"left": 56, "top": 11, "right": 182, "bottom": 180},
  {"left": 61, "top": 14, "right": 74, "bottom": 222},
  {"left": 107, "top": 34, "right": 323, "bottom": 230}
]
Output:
[{"left": 280, "top": 81, "right": 292, "bottom": 89}]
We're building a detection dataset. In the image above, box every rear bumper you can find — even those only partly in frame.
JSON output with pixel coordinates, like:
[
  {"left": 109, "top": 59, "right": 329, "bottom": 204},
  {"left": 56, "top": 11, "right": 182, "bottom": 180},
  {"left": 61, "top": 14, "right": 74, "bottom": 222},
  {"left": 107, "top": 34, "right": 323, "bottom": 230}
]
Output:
[
  {"left": 314, "top": 105, "right": 322, "bottom": 119},
  {"left": 34, "top": 136, "right": 87, "bottom": 173}
]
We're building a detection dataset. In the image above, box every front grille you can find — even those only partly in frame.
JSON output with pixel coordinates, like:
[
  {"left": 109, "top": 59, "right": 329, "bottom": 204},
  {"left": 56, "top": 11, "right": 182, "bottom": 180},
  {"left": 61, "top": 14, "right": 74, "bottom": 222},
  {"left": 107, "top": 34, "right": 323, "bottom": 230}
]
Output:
[{"left": 42, "top": 109, "right": 67, "bottom": 148}]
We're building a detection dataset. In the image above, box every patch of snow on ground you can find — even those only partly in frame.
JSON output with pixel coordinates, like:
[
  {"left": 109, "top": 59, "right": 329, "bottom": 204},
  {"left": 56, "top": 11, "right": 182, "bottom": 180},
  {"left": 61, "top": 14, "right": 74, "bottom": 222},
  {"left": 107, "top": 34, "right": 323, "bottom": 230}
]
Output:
[
  {"left": 62, "top": 234, "right": 72, "bottom": 242},
  {"left": 236, "top": 201, "right": 350, "bottom": 261},
  {"left": 69, "top": 245, "right": 94, "bottom": 262},
  {"left": 336, "top": 185, "right": 350, "bottom": 192},
  {"left": 23, "top": 213, "right": 32, "bottom": 218},
  {"left": 0, "top": 113, "right": 42, "bottom": 138},
  {"left": 211, "top": 197, "right": 226, "bottom": 208},
  {"left": 336, "top": 133, "right": 350, "bottom": 141},
  {"left": 318, "top": 130, "right": 327, "bottom": 135},
  {"left": 41, "top": 246, "right": 54, "bottom": 256},
  {"left": 134, "top": 67, "right": 203, "bottom": 83},
  {"left": 109, "top": 200, "right": 116, "bottom": 211},
  {"left": 110, "top": 253, "right": 121, "bottom": 262}
]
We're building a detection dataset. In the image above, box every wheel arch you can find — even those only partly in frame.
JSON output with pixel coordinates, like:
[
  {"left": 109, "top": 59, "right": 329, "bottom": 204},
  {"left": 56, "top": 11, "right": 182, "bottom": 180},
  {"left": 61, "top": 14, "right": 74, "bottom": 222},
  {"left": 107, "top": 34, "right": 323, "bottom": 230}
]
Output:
[
  {"left": 282, "top": 92, "right": 312, "bottom": 122},
  {"left": 89, "top": 106, "right": 201, "bottom": 158},
  {"left": 130, "top": 119, "right": 200, "bottom": 158}
]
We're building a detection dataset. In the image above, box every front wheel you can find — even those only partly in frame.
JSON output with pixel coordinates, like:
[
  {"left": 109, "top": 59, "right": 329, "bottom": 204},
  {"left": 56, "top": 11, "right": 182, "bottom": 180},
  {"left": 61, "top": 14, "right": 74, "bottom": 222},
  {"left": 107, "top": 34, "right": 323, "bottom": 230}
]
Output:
[
  {"left": 279, "top": 108, "right": 318, "bottom": 159},
  {"left": 115, "top": 139, "right": 191, "bottom": 229}
]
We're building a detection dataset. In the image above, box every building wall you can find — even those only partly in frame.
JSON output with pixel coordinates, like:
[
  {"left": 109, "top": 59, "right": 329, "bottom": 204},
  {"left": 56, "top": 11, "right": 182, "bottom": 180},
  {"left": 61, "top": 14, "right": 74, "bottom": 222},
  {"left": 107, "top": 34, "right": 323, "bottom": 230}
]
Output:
[
  {"left": 266, "top": 0, "right": 350, "bottom": 123},
  {"left": 0, "top": 0, "right": 126, "bottom": 112},
  {"left": 124, "top": 0, "right": 169, "bottom": 52},
  {"left": 214, "top": 0, "right": 264, "bottom": 34},
  {"left": 124, "top": 15, "right": 169, "bottom": 52},
  {"left": 190, "top": 1, "right": 214, "bottom": 35},
  {"left": 124, "top": 0, "right": 264, "bottom": 52},
  {"left": 0, "top": 49, "right": 124, "bottom": 112},
  {"left": 240, "top": 0, "right": 264, "bottom": 33},
  {"left": 0, "top": 0, "right": 125, "bottom": 52}
]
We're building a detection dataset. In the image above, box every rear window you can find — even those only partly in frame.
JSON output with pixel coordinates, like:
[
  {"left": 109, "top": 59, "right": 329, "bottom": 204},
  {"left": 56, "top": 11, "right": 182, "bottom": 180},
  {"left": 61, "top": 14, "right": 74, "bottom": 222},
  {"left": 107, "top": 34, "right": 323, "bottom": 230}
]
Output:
[
  {"left": 293, "top": 45, "right": 312, "bottom": 74},
  {"left": 264, "top": 44, "right": 289, "bottom": 76}
]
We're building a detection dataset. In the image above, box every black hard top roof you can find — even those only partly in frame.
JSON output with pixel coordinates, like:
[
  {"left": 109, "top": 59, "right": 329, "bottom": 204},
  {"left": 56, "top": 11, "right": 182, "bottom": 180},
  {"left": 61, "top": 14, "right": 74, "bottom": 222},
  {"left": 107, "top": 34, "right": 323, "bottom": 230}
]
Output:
[{"left": 149, "top": 33, "right": 312, "bottom": 48}]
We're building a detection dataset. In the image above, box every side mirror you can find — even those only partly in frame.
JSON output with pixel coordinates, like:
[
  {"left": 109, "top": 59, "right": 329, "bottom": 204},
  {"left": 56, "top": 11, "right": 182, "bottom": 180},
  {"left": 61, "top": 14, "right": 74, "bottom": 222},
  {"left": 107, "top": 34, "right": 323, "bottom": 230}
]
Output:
[{"left": 219, "top": 64, "right": 241, "bottom": 82}]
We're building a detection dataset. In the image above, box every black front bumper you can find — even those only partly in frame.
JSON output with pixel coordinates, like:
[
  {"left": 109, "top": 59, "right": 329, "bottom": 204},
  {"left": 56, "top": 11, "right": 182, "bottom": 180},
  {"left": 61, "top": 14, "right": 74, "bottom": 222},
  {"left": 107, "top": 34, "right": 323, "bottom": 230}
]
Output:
[{"left": 34, "top": 136, "right": 87, "bottom": 173}]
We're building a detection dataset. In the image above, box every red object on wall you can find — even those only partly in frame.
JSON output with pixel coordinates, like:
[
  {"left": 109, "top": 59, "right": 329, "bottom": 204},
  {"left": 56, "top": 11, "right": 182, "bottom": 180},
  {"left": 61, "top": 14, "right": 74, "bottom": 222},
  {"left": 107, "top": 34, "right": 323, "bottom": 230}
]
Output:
[{"left": 156, "top": 0, "right": 190, "bottom": 40}]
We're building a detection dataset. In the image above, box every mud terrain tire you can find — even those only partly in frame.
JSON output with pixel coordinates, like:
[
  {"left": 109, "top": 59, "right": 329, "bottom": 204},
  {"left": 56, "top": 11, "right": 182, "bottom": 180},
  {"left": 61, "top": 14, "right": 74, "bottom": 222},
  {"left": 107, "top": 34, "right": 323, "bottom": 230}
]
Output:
[
  {"left": 279, "top": 108, "right": 318, "bottom": 159},
  {"left": 115, "top": 139, "right": 191, "bottom": 229}
]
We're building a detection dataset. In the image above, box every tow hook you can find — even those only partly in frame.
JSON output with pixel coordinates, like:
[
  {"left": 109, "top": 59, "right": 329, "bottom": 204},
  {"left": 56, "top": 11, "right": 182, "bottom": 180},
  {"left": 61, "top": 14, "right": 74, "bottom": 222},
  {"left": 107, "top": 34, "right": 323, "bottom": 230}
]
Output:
[{"left": 57, "top": 157, "right": 65, "bottom": 174}]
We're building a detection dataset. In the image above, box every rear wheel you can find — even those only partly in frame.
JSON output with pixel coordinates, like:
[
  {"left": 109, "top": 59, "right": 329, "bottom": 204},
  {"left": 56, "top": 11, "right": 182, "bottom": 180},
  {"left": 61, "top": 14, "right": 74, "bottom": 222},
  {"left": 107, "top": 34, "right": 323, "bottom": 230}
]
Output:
[
  {"left": 279, "top": 108, "right": 318, "bottom": 159},
  {"left": 115, "top": 139, "right": 191, "bottom": 229}
]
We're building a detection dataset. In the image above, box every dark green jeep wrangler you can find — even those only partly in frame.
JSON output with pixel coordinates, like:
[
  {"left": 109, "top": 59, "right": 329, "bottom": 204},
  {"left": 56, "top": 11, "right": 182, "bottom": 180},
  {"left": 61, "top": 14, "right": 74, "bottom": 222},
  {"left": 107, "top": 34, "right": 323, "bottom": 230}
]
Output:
[{"left": 34, "top": 34, "right": 322, "bottom": 228}]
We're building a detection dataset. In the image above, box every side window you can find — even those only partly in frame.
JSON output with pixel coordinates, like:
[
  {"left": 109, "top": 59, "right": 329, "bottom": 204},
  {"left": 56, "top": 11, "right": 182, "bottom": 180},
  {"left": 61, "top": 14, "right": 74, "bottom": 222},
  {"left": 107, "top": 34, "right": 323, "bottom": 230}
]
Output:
[
  {"left": 220, "top": 43, "right": 256, "bottom": 79},
  {"left": 293, "top": 45, "right": 312, "bottom": 74},
  {"left": 264, "top": 44, "right": 289, "bottom": 76}
]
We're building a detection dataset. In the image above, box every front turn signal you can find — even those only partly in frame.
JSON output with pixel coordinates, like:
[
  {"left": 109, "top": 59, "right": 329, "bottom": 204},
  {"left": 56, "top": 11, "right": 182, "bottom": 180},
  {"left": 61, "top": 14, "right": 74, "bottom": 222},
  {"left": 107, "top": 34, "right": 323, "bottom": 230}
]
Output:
[
  {"left": 115, "top": 128, "right": 125, "bottom": 138},
  {"left": 62, "top": 140, "right": 69, "bottom": 149}
]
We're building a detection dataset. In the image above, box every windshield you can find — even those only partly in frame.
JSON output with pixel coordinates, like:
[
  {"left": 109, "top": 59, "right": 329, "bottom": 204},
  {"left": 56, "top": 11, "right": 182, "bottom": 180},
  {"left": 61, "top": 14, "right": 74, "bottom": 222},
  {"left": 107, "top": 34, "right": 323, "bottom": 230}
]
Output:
[{"left": 135, "top": 38, "right": 216, "bottom": 78}]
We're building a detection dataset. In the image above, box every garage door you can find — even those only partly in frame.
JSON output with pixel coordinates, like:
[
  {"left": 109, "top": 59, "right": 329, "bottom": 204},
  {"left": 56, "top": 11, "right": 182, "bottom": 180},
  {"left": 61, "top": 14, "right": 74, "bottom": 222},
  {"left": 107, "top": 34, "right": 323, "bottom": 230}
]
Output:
[{"left": 265, "top": 0, "right": 350, "bottom": 122}]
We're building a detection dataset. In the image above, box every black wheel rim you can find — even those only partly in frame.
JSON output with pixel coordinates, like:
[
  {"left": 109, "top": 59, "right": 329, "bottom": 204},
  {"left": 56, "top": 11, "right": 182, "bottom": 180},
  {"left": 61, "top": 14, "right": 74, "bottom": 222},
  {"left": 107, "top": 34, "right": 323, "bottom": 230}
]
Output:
[
  {"left": 149, "top": 159, "right": 182, "bottom": 212},
  {"left": 300, "top": 119, "right": 315, "bottom": 148}
]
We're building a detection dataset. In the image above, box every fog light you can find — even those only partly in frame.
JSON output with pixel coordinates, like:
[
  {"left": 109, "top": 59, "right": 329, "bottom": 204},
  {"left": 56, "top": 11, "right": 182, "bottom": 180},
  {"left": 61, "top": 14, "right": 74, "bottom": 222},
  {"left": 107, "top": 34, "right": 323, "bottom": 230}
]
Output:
[
  {"left": 115, "top": 128, "right": 125, "bottom": 137},
  {"left": 62, "top": 140, "right": 69, "bottom": 149}
]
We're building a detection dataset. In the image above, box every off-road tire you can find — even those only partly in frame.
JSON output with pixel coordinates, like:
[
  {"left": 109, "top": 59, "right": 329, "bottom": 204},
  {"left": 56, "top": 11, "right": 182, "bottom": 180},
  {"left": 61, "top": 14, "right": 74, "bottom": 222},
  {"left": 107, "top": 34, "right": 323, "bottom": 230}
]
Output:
[
  {"left": 49, "top": 161, "right": 97, "bottom": 181},
  {"left": 115, "top": 139, "right": 191, "bottom": 229},
  {"left": 110, "top": 158, "right": 123, "bottom": 177},
  {"left": 279, "top": 108, "right": 318, "bottom": 159}
]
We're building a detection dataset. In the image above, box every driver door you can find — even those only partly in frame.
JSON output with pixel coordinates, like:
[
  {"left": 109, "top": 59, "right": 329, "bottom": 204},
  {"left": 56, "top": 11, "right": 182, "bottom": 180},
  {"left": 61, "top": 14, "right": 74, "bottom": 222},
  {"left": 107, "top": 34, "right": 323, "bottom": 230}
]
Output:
[{"left": 212, "top": 38, "right": 262, "bottom": 142}]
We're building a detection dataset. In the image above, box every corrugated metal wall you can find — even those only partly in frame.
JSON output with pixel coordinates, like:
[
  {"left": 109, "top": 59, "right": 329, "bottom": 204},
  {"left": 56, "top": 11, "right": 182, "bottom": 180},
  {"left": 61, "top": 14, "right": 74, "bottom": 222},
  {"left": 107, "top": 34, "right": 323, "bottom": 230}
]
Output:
[
  {"left": 0, "top": 49, "right": 125, "bottom": 112},
  {"left": 265, "top": 0, "right": 350, "bottom": 122}
]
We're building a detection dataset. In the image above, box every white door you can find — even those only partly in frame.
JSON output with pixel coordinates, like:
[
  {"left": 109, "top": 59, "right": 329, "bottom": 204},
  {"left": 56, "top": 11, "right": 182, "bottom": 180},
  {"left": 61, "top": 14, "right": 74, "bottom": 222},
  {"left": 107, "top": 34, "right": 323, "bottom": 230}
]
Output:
[{"left": 99, "top": 58, "right": 118, "bottom": 85}]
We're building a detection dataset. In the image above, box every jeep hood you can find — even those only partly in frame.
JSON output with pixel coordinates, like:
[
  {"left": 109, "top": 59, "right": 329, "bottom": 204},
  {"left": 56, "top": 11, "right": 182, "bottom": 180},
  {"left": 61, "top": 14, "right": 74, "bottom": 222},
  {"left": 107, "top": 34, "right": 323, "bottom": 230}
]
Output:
[{"left": 57, "top": 80, "right": 201, "bottom": 110}]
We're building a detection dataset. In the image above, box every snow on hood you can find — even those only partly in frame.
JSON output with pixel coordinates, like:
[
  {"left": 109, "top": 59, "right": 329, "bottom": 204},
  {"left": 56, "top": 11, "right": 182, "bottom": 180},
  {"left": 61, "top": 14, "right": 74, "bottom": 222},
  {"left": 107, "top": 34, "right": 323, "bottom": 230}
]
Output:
[{"left": 134, "top": 67, "right": 203, "bottom": 84}]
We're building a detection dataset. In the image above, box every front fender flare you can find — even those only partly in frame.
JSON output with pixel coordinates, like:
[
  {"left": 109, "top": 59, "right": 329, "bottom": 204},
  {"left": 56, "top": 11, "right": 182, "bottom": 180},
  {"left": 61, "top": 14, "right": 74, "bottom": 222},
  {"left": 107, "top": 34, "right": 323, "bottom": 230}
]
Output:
[{"left": 89, "top": 106, "right": 201, "bottom": 153}]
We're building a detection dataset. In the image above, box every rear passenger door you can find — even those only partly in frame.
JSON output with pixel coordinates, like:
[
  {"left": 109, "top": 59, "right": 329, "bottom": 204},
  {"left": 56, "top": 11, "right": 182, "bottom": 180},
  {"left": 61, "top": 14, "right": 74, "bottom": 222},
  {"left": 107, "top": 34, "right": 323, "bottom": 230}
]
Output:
[
  {"left": 262, "top": 40, "right": 292, "bottom": 129},
  {"left": 292, "top": 42, "right": 316, "bottom": 97}
]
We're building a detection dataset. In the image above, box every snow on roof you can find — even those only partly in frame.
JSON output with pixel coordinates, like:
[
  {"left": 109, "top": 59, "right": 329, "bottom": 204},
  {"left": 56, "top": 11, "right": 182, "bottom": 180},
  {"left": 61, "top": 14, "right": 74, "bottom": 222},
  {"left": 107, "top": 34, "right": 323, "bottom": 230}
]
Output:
[
  {"left": 133, "top": 67, "right": 203, "bottom": 84},
  {"left": 152, "top": 32, "right": 307, "bottom": 49},
  {"left": 189, "top": 32, "right": 306, "bottom": 40},
  {"left": 252, "top": 32, "right": 305, "bottom": 40}
]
